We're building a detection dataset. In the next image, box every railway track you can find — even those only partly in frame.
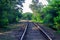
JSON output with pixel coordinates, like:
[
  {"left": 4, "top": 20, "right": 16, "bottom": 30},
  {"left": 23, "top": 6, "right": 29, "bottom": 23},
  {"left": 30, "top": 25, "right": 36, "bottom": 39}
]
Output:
[{"left": 20, "top": 22, "right": 53, "bottom": 40}]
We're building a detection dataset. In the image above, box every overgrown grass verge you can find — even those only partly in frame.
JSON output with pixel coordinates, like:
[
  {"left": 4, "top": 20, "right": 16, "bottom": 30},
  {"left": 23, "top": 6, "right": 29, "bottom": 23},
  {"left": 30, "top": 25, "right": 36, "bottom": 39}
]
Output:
[
  {"left": 0, "top": 23, "right": 19, "bottom": 33},
  {"left": 32, "top": 20, "right": 60, "bottom": 34}
]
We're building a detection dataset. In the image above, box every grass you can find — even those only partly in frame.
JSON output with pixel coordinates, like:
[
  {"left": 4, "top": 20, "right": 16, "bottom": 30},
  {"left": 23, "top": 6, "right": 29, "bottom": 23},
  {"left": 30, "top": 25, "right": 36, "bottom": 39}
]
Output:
[
  {"left": 0, "top": 22, "right": 25, "bottom": 33},
  {"left": 56, "top": 30, "right": 60, "bottom": 34},
  {"left": 32, "top": 20, "right": 60, "bottom": 34}
]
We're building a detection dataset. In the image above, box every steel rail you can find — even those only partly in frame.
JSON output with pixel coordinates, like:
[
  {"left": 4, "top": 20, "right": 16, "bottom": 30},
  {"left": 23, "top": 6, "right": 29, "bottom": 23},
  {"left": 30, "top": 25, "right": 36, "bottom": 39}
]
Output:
[
  {"left": 20, "top": 23, "right": 28, "bottom": 40},
  {"left": 33, "top": 23, "right": 53, "bottom": 40}
]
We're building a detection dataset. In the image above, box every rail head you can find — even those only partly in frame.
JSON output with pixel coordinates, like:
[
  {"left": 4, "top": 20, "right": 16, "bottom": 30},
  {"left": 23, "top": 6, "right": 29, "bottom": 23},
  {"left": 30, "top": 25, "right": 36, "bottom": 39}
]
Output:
[
  {"left": 20, "top": 23, "right": 28, "bottom": 40},
  {"left": 33, "top": 23, "right": 53, "bottom": 40}
]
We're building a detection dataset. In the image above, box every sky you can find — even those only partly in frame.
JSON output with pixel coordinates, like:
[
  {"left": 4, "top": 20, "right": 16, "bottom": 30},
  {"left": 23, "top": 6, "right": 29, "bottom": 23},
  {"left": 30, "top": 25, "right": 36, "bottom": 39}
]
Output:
[{"left": 22, "top": 0, "right": 48, "bottom": 13}]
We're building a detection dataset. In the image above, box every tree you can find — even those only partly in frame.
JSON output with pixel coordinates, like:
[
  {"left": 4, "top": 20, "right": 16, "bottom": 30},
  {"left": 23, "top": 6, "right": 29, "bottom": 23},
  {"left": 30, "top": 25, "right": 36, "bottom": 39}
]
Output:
[
  {"left": 30, "top": 0, "right": 60, "bottom": 30},
  {"left": 0, "top": 0, "right": 25, "bottom": 27},
  {"left": 30, "top": 0, "right": 44, "bottom": 23},
  {"left": 42, "top": 0, "right": 60, "bottom": 30},
  {"left": 22, "top": 12, "right": 33, "bottom": 20}
]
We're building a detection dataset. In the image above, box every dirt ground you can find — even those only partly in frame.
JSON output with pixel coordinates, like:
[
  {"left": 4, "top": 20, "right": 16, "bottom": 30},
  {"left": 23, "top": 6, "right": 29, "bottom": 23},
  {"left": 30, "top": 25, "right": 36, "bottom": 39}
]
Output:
[{"left": 0, "top": 22, "right": 26, "bottom": 40}]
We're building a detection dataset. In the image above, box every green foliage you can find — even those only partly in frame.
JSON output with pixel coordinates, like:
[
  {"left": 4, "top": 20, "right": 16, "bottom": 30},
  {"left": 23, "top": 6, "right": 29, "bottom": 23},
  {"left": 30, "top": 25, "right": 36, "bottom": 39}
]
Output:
[
  {"left": 30, "top": 0, "right": 60, "bottom": 30},
  {"left": 0, "top": 0, "right": 24, "bottom": 27},
  {"left": 42, "top": 0, "right": 60, "bottom": 30},
  {"left": 30, "top": 0, "right": 43, "bottom": 23},
  {"left": 22, "top": 12, "right": 33, "bottom": 20}
]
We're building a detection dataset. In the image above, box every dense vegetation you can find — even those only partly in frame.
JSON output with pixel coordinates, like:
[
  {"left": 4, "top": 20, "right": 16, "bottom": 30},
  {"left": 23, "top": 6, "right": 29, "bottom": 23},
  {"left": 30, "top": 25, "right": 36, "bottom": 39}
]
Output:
[
  {"left": 30, "top": 0, "right": 43, "bottom": 23},
  {"left": 22, "top": 12, "right": 33, "bottom": 20},
  {"left": 30, "top": 0, "right": 60, "bottom": 31},
  {"left": 0, "top": 0, "right": 60, "bottom": 32},
  {"left": 0, "top": 0, "right": 25, "bottom": 28}
]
